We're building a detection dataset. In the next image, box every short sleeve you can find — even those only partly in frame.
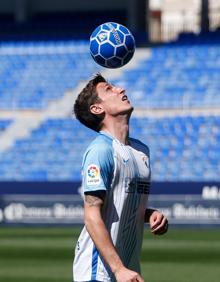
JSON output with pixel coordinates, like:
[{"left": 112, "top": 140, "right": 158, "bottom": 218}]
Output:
[{"left": 81, "top": 140, "right": 114, "bottom": 193}]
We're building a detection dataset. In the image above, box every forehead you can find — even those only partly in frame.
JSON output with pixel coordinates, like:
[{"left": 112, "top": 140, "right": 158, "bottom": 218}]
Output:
[{"left": 96, "top": 82, "right": 108, "bottom": 91}]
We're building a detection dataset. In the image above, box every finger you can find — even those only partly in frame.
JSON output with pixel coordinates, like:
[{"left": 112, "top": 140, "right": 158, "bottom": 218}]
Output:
[
  {"left": 151, "top": 217, "right": 167, "bottom": 233},
  {"left": 151, "top": 215, "right": 164, "bottom": 230},
  {"left": 154, "top": 221, "right": 169, "bottom": 235},
  {"left": 154, "top": 220, "right": 168, "bottom": 235},
  {"left": 136, "top": 274, "right": 144, "bottom": 282},
  {"left": 150, "top": 214, "right": 163, "bottom": 228},
  {"left": 153, "top": 217, "right": 167, "bottom": 232}
]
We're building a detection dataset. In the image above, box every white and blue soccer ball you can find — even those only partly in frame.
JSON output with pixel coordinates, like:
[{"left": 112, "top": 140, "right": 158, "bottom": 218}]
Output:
[{"left": 90, "top": 22, "right": 135, "bottom": 68}]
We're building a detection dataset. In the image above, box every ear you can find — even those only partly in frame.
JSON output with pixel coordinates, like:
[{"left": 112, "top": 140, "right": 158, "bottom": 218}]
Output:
[{"left": 90, "top": 104, "right": 104, "bottom": 115}]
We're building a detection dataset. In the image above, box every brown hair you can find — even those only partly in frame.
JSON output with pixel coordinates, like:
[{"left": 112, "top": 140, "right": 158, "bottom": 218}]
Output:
[{"left": 73, "top": 73, "right": 106, "bottom": 132}]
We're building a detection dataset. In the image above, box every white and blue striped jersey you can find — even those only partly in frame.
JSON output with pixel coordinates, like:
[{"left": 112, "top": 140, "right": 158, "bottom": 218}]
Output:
[{"left": 73, "top": 131, "right": 151, "bottom": 282}]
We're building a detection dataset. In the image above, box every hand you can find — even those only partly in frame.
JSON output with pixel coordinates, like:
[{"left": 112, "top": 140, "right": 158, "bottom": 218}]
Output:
[
  {"left": 149, "top": 210, "right": 168, "bottom": 235},
  {"left": 114, "top": 265, "right": 144, "bottom": 282}
]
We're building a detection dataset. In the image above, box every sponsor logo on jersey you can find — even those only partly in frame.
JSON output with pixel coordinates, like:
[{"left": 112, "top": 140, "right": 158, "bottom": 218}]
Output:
[
  {"left": 87, "top": 164, "right": 100, "bottom": 185},
  {"left": 122, "top": 158, "right": 129, "bottom": 165},
  {"left": 125, "top": 177, "right": 150, "bottom": 194}
]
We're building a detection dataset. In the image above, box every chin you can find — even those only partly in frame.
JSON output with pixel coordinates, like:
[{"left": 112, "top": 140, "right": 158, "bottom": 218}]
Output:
[
  {"left": 121, "top": 105, "right": 134, "bottom": 116},
  {"left": 127, "top": 105, "right": 134, "bottom": 113}
]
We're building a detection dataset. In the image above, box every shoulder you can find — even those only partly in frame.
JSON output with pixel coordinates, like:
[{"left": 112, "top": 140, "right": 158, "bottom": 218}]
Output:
[
  {"left": 86, "top": 133, "right": 113, "bottom": 154},
  {"left": 83, "top": 133, "right": 114, "bottom": 165},
  {"left": 82, "top": 133, "right": 114, "bottom": 191},
  {"left": 129, "top": 137, "right": 150, "bottom": 156}
]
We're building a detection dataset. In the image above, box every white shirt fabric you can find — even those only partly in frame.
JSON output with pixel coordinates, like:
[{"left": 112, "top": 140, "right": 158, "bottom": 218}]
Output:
[{"left": 73, "top": 131, "right": 151, "bottom": 282}]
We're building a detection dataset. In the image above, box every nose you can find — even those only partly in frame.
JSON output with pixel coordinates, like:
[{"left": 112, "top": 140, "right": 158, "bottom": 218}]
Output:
[{"left": 113, "top": 86, "right": 125, "bottom": 94}]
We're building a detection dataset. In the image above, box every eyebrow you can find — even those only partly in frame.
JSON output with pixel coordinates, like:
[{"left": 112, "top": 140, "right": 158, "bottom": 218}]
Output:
[{"left": 104, "top": 82, "right": 111, "bottom": 90}]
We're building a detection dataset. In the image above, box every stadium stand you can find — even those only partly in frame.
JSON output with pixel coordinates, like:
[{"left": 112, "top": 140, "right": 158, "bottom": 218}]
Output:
[
  {"left": 0, "top": 41, "right": 100, "bottom": 109},
  {"left": 0, "top": 31, "right": 220, "bottom": 182},
  {"left": 112, "top": 41, "right": 220, "bottom": 109},
  {"left": 0, "top": 119, "right": 95, "bottom": 181},
  {"left": 131, "top": 115, "right": 220, "bottom": 181},
  {"left": 0, "top": 115, "right": 219, "bottom": 181},
  {"left": 0, "top": 120, "right": 12, "bottom": 132}
]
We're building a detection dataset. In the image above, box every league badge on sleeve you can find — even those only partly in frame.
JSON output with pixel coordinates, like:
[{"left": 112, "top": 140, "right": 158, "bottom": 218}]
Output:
[{"left": 87, "top": 164, "right": 101, "bottom": 185}]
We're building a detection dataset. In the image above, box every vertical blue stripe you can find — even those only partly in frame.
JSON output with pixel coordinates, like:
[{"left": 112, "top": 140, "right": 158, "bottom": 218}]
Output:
[{"left": 91, "top": 245, "right": 99, "bottom": 280}]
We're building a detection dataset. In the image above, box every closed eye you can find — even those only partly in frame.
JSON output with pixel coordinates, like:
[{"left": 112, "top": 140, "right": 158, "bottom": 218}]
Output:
[{"left": 105, "top": 85, "right": 112, "bottom": 92}]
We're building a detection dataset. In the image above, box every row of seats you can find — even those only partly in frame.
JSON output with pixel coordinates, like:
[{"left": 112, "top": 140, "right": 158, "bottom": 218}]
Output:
[
  {"left": 0, "top": 38, "right": 220, "bottom": 109},
  {"left": 113, "top": 44, "right": 220, "bottom": 108},
  {"left": 0, "top": 41, "right": 101, "bottom": 109},
  {"left": 0, "top": 116, "right": 219, "bottom": 181},
  {"left": 0, "top": 34, "right": 219, "bottom": 183}
]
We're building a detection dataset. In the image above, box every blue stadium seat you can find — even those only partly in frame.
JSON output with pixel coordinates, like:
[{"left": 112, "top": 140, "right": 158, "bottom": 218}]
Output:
[
  {"left": 0, "top": 116, "right": 220, "bottom": 181},
  {"left": 0, "top": 35, "right": 220, "bottom": 183},
  {"left": 0, "top": 41, "right": 102, "bottom": 109},
  {"left": 0, "top": 119, "right": 13, "bottom": 132},
  {"left": 112, "top": 43, "right": 220, "bottom": 109}
]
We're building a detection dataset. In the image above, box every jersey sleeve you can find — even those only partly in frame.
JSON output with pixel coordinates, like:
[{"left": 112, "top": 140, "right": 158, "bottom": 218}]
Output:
[{"left": 81, "top": 141, "right": 114, "bottom": 193}]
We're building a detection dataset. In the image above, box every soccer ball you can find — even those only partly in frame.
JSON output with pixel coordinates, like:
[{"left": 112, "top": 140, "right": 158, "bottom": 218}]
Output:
[{"left": 90, "top": 22, "right": 135, "bottom": 68}]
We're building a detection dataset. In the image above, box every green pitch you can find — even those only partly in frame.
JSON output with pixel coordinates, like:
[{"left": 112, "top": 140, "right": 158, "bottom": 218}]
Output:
[{"left": 0, "top": 227, "right": 220, "bottom": 282}]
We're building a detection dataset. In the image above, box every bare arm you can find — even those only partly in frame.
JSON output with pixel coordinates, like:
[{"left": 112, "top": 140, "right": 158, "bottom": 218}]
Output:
[
  {"left": 84, "top": 194, "right": 122, "bottom": 272},
  {"left": 84, "top": 193, "right": 144, "bottom": 282}
]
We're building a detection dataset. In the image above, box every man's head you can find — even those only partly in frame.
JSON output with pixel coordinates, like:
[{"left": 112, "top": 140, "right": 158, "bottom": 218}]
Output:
[{"left": 73, "top": 73, "right": 133, "bottom": 132}]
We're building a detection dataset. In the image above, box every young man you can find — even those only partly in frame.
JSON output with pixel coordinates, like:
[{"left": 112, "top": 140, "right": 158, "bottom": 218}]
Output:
[{"left": 73, "top": 73, "right": 168, "bottom": 282}]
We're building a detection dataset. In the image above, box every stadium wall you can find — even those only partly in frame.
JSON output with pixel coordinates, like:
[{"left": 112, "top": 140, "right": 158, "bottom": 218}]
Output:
[{"left": 0, "top": 181, "right": 220, "bottom": 226}]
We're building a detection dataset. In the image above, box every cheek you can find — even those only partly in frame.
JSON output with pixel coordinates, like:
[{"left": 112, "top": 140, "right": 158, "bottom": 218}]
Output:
[
  {"left": 102, "top": 98, "right": 118, "bottom": 111},
  {"left": 105, "top": 104, "right": 119, "bottom": 114}
]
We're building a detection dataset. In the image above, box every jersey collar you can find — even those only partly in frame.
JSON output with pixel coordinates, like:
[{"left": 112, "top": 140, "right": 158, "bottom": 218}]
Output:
[{"left": 100, "top": 130, "right": 131, "bottom": 146}]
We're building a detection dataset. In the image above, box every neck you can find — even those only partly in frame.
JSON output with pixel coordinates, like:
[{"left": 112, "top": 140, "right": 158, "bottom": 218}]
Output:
[{"left": 101, "top": 114, "right": 130, "bottom": 145}]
